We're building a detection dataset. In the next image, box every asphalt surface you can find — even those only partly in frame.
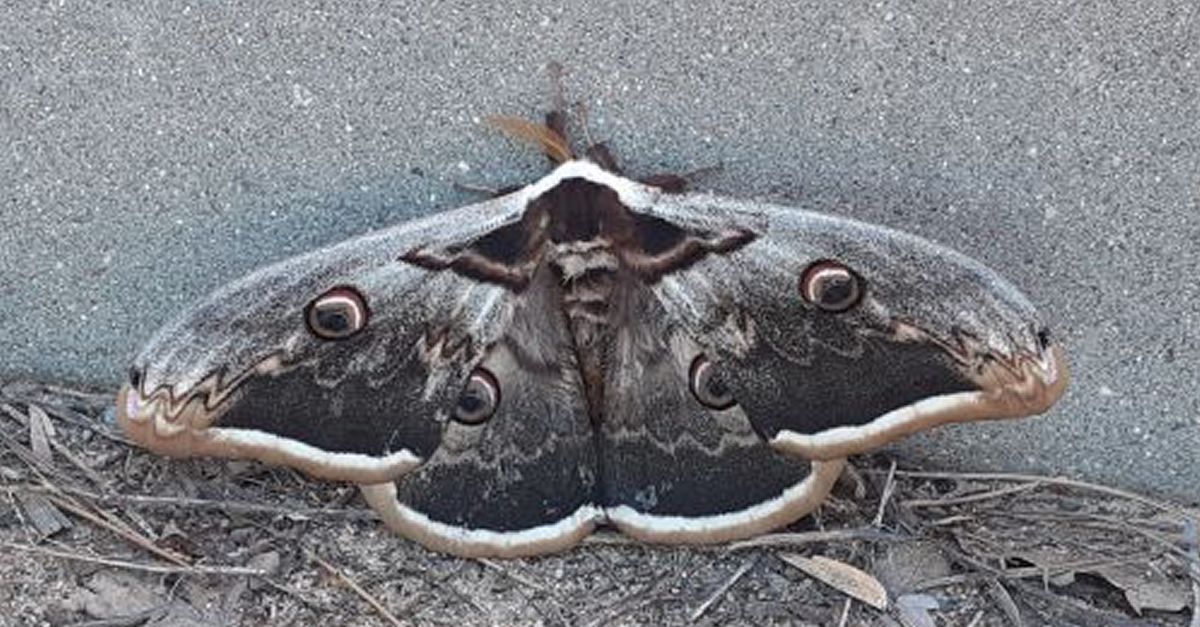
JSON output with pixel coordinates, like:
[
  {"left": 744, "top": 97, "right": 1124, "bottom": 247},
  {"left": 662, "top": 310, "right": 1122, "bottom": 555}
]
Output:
[{"left": 1, "top": 2, "right": 1196, "bottom": 502}]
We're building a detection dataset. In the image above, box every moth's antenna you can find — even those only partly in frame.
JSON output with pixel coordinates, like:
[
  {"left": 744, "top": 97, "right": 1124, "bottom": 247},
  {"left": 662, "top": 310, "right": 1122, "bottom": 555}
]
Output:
[
  {"left": 547, "top": 61, "right": 569, "bottom": 114},
  {"left": 544, "top": 61, "right": 574, "bottom": 154},
  {"left": 485, "top": 115, "right": 574, "bottom": 163},
  {"left": 573, "top": 101, "right": 596, "bottom": 148}
]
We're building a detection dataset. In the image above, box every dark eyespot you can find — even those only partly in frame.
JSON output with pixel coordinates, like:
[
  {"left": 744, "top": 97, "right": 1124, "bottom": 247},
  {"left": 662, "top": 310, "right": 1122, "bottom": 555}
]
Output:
[
  {"left": 454, "top": 368, "right": 500, "bottom": 424},
  {"left": 799, "top": 260, "right": 862, "bottom": 312},
  {"left": 305, "top": 286, "right": 369, "bottom": 340},
  {"left": 689, "top": 355, "right": 736, "bottom": 410},
  {"left": 128, "top": 366, "right": 142, "bottom": 389}
]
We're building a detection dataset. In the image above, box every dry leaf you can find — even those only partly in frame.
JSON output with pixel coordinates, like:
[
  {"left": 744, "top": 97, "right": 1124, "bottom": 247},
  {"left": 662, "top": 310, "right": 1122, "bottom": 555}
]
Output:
[
  {"left": 1094, "top": 563, "right": 1191, "bottom": 614},
  {"left": 779, "top": 553, "right": 888, "bottom": 610},
  {"left": 1016, "top": 548, "right": 1191, "bottom": 614},
  {"left": 895, "top": 593, "right": 940, "bottom": 627},
  {"left": 876, "top": 541, "right": 951, "bottom": 594},
  {"left": 15, "top": 492, "right": 72, "bottom": 536},
  {"left": 27, "top": 404, "right": 54, "bottom": 464}
]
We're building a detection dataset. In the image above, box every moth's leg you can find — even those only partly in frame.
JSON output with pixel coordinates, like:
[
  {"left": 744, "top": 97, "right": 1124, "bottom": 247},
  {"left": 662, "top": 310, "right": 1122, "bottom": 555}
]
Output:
[
  {"left": 564, "top": 96, "right": 625, "bottom": 173},
  {"left": 453, "top": 180, "right": 524, "bottom": 199},
  {"left": 639, "top": 173, "right": 689, "bottom": 194},
  {"left": 639, "top": 164, "right": 724, "bottom": 194},
  {"left": 584, "top": 141, "right": 622, "bottom": 173}
]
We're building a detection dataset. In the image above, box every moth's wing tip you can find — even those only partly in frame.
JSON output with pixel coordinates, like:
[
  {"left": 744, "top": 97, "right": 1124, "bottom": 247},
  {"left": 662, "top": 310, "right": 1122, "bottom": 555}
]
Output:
[
  {"left": 770, "top": 342, "right": 1071, "bottom": 460},
  {"left": 117, "top": 384, "right": 422, "bottom": 485}
]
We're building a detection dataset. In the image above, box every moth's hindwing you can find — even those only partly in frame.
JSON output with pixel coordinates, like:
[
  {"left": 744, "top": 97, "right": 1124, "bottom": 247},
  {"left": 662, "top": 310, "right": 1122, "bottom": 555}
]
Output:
[{"left": 599, "top": 280, "right": 843, "bottom": 543}]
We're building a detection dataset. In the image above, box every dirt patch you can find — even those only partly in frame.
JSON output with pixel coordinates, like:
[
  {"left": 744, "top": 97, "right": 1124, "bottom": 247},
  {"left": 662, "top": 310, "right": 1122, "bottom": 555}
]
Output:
[{"left": 2, "top": 380, "right": 1197, "bottom": 626}]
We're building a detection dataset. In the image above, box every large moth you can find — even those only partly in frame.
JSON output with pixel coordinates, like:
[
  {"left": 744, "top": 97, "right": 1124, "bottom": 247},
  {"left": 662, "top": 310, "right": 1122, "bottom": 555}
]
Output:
[{"left": 118, "top": 101, "right": 1068, "bottom": 558}]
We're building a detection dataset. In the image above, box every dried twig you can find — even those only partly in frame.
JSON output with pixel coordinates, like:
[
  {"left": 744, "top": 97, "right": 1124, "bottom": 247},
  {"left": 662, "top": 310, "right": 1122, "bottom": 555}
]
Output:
[
  {"left": 2, "top": 542, "right": 265, "bottom": 576},
  {"left": 40, "top": 490, "right": 190, "bottom": 566},
  {"left": 998, "top": 509, "right": 1194, "bottom": 563},
  {"left": 38, "top": 403, "right": 133, "bottom": 445},
  {"left": 873, "top": 459, "right": 897, "bottom": 526},
  {"left": 0, "top": 415, "right": 64, "bottom": 480},
  {"left": 581, "top": 581, "right": 669, "bottom": 627},
  {"left": 901, "top": 482, "right": 1041, "bottom": 509},
  {"left": 1184, "top": 519, "right": 1199, "bottom": 627},
  {"left": 941, "top": 539, "right": 1164, "bottom": 627},
  {"left": 61, "top": 606, "right": 167, "bottom": 627},
  {"left": 890, "top": 470, "right": 1199, "bottom": 519},
  {"left": 308, "top": 551, "right": 404, "bottom": 627},
  {"left": 689, "top": 556, "right": 756, "bottom": 622},
  {"left": 8, "top": 484, "right": 376, "bottom": 521},
  {"left": 1005, "top": 578, "right": 1164, "bottom": 627},
  {"left": 986, "top": 579, "right": 1022, "bottom": 627},
  {"left": 2, "top": 402, "right": 106, "bottom": 488},
  {"left": 914, "top": 553, "right": 1159, "bottom": 590},
  {"left": 835, "top": 597, "right": 851, "bottom": 627},
  {"left": 728, "top": 527, "right": 902, "bottom": 551},
  {"left": 476, "top": 557, "right": 548, "bottom": 593}
]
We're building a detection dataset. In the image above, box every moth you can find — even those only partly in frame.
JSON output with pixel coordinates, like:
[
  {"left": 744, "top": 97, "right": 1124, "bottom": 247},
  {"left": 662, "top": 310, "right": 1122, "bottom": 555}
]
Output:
[{"left": 118, "top": 100, "right": 1069, "bottom": 558}]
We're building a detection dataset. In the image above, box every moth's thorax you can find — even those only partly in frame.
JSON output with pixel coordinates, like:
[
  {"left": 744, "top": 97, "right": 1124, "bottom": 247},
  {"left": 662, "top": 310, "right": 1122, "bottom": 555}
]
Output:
[{"left": 538, "top": 187, "right": 633, "bottom": 424}]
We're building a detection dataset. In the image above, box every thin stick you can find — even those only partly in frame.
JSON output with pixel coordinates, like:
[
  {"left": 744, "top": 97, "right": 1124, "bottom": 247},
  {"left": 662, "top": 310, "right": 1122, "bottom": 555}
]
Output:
[
  {"left": 690, "top": 556, "right": 756, "bottom": 622},
  {"left": 835, "top": 597, "right": 852, "bottom": 627},
  {"left": 39, "top": 403, "right": 133, "bottom": 446},
  {"left": 873, "top": 460, "right": 897, "bottom": 526},
  {"left": 913, "top": 553, "right": 1159, "bottom": 590},
  {"left": 889, "top": 470, "right": 1199, "bottom": 518},
  {"left": 8, "top": 485, "right": 376, "bottom": 521},
  {"left": 987, "top": 579, "right": 1022, "bottom": 627},
  {"left": 1184, "top": 519, "right": 1199, "bottom": 627},
  {"left": 61, "top": 606, "right": 166, "bottom": 627},
  {"left": 21, "top": 383, "right": 114, "bottom": 406},
  {"left": 41, "top": 492, "right": 190, "bottom": 567},
  {"left": 2, "top": 403, "right": 112, "bottom": 487},
  {"left": 0, "top": 416, "right": 64, "bottom": 480},
  {"left": 727, "top": 527, "right": 903, "bottom": 551},
  {"left": 308, "top": 551, "right": 404, "bottom": 627},
  {"left": 998, "top": 509, "right": 1195, "bottom": 563},
  {"left": 1006, "top": 578, "right": 1162, "bottom": 627},
  {"left": 2, "top": 542, "right": 264, "bottom": 576},
  {"left": 476, "top": 557, "right": 548, "bottom": 593},
  {"left": 902, "top": 482, "right": 1042, "bottom": 508}
]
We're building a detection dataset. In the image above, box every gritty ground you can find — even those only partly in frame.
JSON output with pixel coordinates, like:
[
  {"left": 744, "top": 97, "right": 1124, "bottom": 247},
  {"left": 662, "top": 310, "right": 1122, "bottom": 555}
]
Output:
[{"left": 1, "top": 380, "right": 1197, "bottom": 627}]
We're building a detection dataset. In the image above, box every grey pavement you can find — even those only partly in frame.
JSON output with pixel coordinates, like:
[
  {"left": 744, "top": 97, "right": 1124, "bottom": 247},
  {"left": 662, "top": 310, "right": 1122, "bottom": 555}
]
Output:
[{"left": 1, "top": 2, "right": 1196, "bottom": 502}]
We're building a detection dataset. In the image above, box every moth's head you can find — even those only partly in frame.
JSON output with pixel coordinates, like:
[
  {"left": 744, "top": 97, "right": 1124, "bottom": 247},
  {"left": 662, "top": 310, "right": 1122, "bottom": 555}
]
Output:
[
  {"left": 694, "top": 209, "right": 1070, "bottom": 459},
  {"left": 117, "top": 249, "right": 450, "bottom": 483}
]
